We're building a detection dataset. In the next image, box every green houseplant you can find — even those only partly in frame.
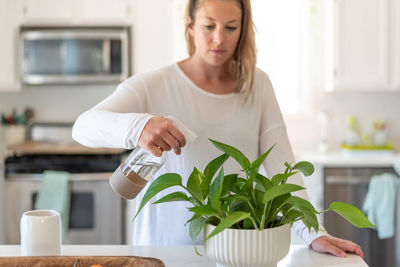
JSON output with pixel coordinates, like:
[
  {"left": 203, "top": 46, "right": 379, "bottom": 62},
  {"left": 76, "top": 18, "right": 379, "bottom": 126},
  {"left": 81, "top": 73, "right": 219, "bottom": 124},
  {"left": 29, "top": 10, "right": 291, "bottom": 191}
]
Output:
[{"left": 133, "top": 139, "right": 374, "bottom": 266}]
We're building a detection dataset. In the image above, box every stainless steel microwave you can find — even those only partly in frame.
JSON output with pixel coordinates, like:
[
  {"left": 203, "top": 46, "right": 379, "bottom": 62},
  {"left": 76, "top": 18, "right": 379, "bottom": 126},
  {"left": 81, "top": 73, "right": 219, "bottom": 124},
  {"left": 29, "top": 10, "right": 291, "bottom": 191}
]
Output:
[{"left": 19, "top": 26, "right": 130, "bottom": 85}]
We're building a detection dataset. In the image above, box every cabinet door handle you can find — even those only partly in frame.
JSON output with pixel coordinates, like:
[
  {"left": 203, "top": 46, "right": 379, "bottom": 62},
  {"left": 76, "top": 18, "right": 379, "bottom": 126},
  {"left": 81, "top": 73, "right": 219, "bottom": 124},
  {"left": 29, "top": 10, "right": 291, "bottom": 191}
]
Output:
[
  {"left": 326, "top": 176, "right": 371, "bottom": 185},
  {"left": 102, "top": 39, "right": 111, "bottom": 73}
]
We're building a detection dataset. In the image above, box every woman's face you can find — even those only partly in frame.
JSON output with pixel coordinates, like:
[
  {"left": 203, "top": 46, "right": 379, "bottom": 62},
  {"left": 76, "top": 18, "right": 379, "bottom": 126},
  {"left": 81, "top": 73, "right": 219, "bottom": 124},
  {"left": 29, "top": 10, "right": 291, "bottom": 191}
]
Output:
[{"left": 188, "top": 0, "right": 242, "bottom": 67}]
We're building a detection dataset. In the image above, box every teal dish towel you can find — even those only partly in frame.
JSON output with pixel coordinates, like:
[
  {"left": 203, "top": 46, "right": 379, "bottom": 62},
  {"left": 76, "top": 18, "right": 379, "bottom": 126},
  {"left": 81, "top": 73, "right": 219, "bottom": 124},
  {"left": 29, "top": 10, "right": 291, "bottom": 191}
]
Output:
[
  {"left": 34, "top": 170, "right": 71, "bottom": 240},
  {"left": 362, "top": 173, "right": 399, "bottom": 239}
]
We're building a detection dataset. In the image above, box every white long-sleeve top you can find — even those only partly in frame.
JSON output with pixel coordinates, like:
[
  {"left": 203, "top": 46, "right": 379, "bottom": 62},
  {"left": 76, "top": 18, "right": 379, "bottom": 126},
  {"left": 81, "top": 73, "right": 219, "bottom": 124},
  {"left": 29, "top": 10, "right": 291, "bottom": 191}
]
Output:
[{"left": 73, "top": 63, "right": 329, "bottom": 245}]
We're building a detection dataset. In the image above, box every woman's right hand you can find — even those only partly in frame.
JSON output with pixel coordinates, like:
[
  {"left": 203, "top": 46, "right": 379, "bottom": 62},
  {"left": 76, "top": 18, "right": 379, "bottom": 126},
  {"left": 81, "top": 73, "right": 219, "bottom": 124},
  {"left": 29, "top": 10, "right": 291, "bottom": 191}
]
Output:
[{"left": 138, "top": 116, "right": 186, "bottom": 157}]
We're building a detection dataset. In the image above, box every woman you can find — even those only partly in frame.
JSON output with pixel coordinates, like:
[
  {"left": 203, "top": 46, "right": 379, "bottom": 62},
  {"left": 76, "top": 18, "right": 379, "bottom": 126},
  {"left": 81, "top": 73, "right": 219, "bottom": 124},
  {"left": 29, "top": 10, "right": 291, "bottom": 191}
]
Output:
[{"left": 73, "top": 0, "right": 363, "bottom": 258}]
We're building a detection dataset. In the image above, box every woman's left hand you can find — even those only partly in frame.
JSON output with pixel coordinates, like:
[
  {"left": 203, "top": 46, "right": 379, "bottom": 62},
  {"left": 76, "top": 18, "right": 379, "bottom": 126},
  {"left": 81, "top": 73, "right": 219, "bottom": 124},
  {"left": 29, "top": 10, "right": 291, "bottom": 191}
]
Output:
[{"left": 311, "top": 236, "right": 364, "bottom": 259}]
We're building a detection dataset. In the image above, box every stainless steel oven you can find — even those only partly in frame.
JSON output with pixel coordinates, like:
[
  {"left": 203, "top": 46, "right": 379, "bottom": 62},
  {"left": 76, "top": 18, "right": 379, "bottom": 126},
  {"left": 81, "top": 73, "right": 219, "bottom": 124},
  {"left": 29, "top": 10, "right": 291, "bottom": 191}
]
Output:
[
  {"left": 19, "top": 26, "right": 130, "bottom": 85},
  {"left": 324, "top": 167, "right": 400, "bottom": 267},
  {"left": 4, "top": 153, "right": 125, "bottom": 245}
]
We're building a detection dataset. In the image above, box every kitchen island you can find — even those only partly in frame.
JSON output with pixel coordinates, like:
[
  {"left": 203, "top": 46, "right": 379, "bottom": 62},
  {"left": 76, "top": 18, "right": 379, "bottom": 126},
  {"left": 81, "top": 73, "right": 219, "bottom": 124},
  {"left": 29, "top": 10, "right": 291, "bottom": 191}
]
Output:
[
  {"left": 299, "top": 151, "right": 400, "bottom": 168},
  {"left": 298, "top": 151, "right": 400, "bottom": 267},
  {"left": 0, "top": 245, "right": 368, "bottom": 267}
]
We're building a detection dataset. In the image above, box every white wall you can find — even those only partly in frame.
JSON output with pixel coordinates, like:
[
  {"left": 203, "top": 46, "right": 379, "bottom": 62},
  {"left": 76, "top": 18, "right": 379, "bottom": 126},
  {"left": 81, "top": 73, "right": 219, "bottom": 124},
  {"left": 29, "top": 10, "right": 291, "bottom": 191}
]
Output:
[
  {"left": 0, "top": 85, "right": 116, "bottom": 122},
  {"left": 0, "top": 0, "right": 399, "bottom": 151},
  {"left": 284, "top": 0, "right": 400, "bottom": 155},
  {"left": 130, "top": 0, "right": 174, "bottom": 74},
  {"left": 0, "top": 0, "right": 399, "bottom": 247},
  {"left": 284, "top": 93, "right": 400, "bottom": 155},
  {"left": 0, "top": 161, "right": 4, "bottom": 244},
  {"left": 0, "top": 0, "right": 176, "bottom": 122}
]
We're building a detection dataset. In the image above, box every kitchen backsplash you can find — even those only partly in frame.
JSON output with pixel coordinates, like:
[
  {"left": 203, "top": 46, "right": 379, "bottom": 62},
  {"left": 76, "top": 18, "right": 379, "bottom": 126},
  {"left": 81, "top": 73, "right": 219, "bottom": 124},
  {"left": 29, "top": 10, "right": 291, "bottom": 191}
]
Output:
[
  {"left": 0, "top": 85, "right": 115, "bottom": 123},
  {"left": 1, "top": 86, "right": 399, "bottom": 153},
  {"left": 285, "top": 91, "right": 400, "bottom": 154}
]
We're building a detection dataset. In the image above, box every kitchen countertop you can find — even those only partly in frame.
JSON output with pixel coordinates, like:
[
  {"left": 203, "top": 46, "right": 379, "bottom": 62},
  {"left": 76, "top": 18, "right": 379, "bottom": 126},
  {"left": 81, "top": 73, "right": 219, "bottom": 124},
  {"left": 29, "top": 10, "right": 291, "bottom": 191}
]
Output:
[
  {"left": 0, "top": 245, "right": 368, "bottom": 267},
  {"left": 6, "top": 141, "right": 125, "bottom": 156},
  {"left": 299, "top": 151, "right": 400, "bottom": 169}
]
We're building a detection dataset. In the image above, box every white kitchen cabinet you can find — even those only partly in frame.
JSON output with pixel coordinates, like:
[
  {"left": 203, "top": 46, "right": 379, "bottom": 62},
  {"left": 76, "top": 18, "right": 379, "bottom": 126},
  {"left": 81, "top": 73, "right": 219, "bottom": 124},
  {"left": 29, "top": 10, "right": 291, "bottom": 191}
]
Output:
[
  {"left": 77, "top": 0, "right": 132, "bottom": 22},
  {"left": 21, "top": 0, "right": 132, "bottom": 24},
  {"left": 328, "top": 0, "right": 399, "bottom": 91},
  {"left": 0, "top": 161, "right": 4, "bottom": 244},
  {"left": 391, "top": 0, "right": 400, "bottom": 89},
  {"left": 0, "top": 0, "right": 23, "bottom": 91},
  {"left": 22, "top": 0, "right": 74, "bottom": 22},
  {"left": 0, "top": 0, "right": 133, "bottom": 91}
]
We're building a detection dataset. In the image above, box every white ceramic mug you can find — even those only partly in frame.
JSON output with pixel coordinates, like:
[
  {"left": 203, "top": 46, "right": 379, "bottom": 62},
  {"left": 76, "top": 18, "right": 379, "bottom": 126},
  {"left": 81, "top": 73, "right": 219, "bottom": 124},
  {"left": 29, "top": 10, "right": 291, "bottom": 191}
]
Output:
[{"left": 20, "top": 209, "right": 62, "bottom": 256}]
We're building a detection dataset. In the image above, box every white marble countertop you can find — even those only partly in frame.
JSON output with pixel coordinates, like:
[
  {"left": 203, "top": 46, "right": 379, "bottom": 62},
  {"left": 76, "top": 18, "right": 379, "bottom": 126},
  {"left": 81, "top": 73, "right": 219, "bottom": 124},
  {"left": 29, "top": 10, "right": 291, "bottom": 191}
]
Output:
[
  {"left": 299, "top": 151, "right": 400, "bottom": 169},
  {"left": 0, "top": 245, "right": 368, "bottom": 267}
]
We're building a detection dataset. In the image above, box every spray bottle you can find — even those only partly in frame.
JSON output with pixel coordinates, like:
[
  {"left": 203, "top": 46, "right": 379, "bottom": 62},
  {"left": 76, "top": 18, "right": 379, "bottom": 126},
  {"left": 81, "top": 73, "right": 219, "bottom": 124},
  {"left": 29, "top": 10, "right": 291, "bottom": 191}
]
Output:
[{"left": 109, "top": 116, "right": 196, "bottom": 199}]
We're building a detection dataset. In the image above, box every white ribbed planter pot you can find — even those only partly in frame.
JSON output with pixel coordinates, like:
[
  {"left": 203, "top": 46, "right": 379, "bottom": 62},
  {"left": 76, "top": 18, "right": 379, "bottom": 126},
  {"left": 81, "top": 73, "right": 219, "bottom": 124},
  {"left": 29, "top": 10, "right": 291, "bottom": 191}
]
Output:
[{"left": 204, "top": 223, "right": 291, "bottom": 267}]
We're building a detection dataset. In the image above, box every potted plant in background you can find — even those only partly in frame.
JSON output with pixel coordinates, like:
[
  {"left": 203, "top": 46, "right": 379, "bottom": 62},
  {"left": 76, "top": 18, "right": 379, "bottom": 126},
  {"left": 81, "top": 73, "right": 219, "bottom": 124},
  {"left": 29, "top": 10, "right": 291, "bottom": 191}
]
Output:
[{"left": 133, "top": 139, "right": 374, "bottom": 267}]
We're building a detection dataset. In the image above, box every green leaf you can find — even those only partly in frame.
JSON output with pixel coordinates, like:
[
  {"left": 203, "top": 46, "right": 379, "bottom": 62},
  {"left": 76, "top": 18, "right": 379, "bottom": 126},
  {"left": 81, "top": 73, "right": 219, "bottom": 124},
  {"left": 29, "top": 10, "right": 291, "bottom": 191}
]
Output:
[
  {"left": 251, "top": 144, "right": 275, "bottom": 171},
  {"left": 228, "top": 198, "right": 251, "bottom": 214},
  {"left": 255, "top": 183, "right": 265, "bottom": 192},
  {"left": 233, "top": 180, "right": 246, "bottom": 191},
  {"left": 221, "top": 174, "right": 238, "bottom": 196},
  {"left": 226, "top": 195, "right": 250, "bottom": 212},
  {"left": 301, "top": 217, "right": 313, "bottom": 232},
  {"left": 204, "top": 153, "right": 229, "bottom": 179},
  {"left": 271, "top": 172, "right": 296, "bottom": 185},
  {"left": 255, "top": 173, "right": 272, "bottom": 191},
  {"left": 243, "top": 218, "right": 254, "bottom": 229},
  {"left": 232, "top": 177, "right": 251, "bottom": 195},
  {"left": 189, "top": 205, "right": 219, "bottom": 216},
  {"left": 263, "top": 184, "right": 305, "bottom": 204},
  {"left": 223, "top": 195, "right": 251, "bottom": 214},
  {"left": 133, "top": 173, "right": 182, "bottom": 221},
  {"left": 281, "top": 210, "right": 303, "bottom": 224},
  {"left": 209, "top": 139, "right": 250, "bottom": 172},
  {"left": 189, "top": 217, "right": 207, "bottom": 256},
  {"left": 329, "top": 202, "right": 375, "bottom": 228},
  {"left": 185, "top": 213, "right": 201, "bottom": 225},
  {"left": 284, "top": 162, "right": 292, "bottom": 168},
  {"left": 202, "top": 154, "right": 229, "bottom": 199},
  {"left": 152, "top": 191, "right": 190, "bottom": 204},
  {"left": 269, "top": 193, "right": 291, "bottom": 213},
  {"left": 206, "top": 211, "right": 251, "bottom": 240},
  {"left": 187, "top": 167, "right": 204, "bottom": 202},
  {"left": 286, "top": 196, "right": 319, "bottom": 232},
  {"left": 254, "top": 189, "right": 265, "bottom": 209},
  {"left": 292, "top": 161, "right": 314, "bottom": 176},
  {"left": 264, "top": 193, "right": 291, "bottom": 225},
  {"left": 209, "top": 167, "right": 225, "bottom": 212}
]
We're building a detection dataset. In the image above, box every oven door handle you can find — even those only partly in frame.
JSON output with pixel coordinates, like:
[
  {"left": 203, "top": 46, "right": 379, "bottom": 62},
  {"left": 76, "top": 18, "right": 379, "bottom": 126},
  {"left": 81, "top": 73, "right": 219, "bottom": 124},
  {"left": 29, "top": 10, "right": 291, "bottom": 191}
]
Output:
[
  {"left": 325, "top": 175, "right": 370, "bottom": 185},
  {"left": 6, "top": 173, "right": 112, "bottom": 182},
  {"left": 69, "top": 173, "right": 112, "bottom": 181},
  {"left": 103, "top": 39, "right": 111, "bottom": 73}
]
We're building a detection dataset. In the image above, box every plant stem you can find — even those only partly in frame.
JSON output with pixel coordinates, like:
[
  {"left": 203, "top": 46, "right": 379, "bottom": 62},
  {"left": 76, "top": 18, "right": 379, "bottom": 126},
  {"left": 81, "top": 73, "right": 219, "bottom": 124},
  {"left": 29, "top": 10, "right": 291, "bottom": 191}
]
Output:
[
  {"left": 264, "top": 201, "right": 272, "bottom": 225},
  {"left": 246, "top": 201, "right": 261, "bottom": 225},
  {"left": 248, "top": 216, "right": 260, "bottom": 230},
  {"left": 208, "top": 215, "right": 222, "bottom": 221},
  {"left": 259, "top": 204, "right": 268, "bottom": 230},
  {"left": 317, "top": 208, "right": 330, "bottom": 214},
  {"left": 268, "top": 200, "right": 289, "bottom": 223},
  {"left": 251, "top": 191, "right": 258, "bottom": 209},
  {"left": 280, "top": 207, "right": 296, "bottom": 224},
  {"left": 293, "top": 216, "right": 304, "bottom": 223}
]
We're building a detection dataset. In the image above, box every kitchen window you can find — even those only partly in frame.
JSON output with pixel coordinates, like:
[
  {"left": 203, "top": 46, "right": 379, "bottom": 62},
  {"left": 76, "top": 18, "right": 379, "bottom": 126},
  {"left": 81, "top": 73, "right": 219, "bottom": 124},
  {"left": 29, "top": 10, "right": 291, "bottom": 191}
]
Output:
[
  {"left": 171, "top": 0, "right": 311, "bottom": 114},
  {"left": 252, "top": 0, "right": 311, "bottom": 114}
]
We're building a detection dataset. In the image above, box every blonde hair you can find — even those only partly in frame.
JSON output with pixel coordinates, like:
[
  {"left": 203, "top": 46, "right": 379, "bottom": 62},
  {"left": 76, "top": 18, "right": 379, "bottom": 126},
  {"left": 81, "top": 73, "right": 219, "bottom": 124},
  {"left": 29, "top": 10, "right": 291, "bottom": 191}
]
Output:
[{"left": 185, "top": 0, "right": 257, "bottom": 99}]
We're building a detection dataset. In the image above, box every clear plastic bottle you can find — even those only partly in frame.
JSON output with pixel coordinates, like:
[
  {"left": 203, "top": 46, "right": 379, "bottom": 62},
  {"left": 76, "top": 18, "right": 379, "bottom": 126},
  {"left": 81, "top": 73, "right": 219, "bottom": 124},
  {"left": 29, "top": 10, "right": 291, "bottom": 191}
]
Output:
[
  {"left": 109, "top": 147, "right": 167, "bottom": 199},
  {"left": 344, "top": 115, "right": 360, "bottom": 146},
  {"left": 109, "top": 116, "right": 197, "bottom": 199}
]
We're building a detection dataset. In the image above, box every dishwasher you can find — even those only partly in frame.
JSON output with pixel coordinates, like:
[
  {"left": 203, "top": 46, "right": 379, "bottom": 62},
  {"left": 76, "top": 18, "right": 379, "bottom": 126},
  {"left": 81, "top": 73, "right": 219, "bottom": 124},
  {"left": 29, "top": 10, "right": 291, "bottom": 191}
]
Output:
[{"left": 324, "top": 167, "right": 400, "bottom": 267}]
